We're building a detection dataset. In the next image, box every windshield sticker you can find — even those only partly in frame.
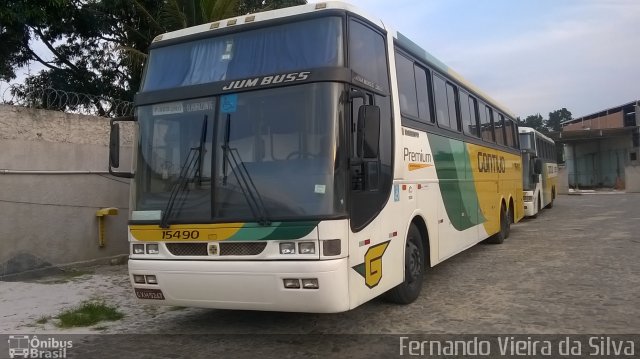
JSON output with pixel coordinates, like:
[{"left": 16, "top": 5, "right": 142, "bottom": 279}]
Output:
[
  {"left": 185, "top": 101, "right": 214, "bottom": 112},
  {"left": 221, "top": 94, "right": 238, "bottom": 113},
  {"left": 314, "top": 184, "right": 326, "bottom": 194},
  {"left": 152, "top": 102, "right": 183, "bottom": 116}
]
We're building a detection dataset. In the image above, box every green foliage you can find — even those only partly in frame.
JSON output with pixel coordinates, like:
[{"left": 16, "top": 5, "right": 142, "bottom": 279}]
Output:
[
  {"left": 520, "top": 113, "right": 545, "bottom": 132},
  {"left": 2, "top": 0, "right": 306, "bottom": 110},
  {"left": 57, "top": 300, "right": 124, "bottom": 328},
  {"left": 517, "top": 108, "right": 573, "bottom": 134},
  {"left": 546, "top": 108, "right": 572, "bottom": 132}
]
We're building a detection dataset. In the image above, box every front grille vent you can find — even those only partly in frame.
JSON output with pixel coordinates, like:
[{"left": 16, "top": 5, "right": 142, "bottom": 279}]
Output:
[
  {"left": 166, "top": 243, "right": 208, "bottom": 256},
  {"left": 219, "top": 242, "right": 267, "bottom": 256},
  {"left": 165, "top": 242, "right": 267, "bottom": 256}
]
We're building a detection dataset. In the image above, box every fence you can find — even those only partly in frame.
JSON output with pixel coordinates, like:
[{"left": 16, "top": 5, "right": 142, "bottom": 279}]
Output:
[{"left": 1, "top": 83, "right": 134, "bottom": 118}]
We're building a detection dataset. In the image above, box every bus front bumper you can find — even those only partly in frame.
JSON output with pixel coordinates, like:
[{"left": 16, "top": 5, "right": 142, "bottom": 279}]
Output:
[
  {"left": 523, "top": 201, "right": 536, "bottom": 217},
  {"left": 128, "top": 258, "right": 350, "bottom": 313}
]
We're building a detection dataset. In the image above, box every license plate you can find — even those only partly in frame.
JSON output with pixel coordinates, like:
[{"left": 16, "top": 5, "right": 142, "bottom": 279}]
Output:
[{"left": 134, "top": 288, "right": 165, "bottom": 300}]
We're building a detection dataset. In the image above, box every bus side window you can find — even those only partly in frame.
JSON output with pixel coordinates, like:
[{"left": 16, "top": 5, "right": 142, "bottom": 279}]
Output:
[
  {"left": 460, "top": 90, "right": 478, "bottom": 137},
  {"left": 414, "top": 65, "right": 433, "bottom": 123},
  {"left": 445, "top": 82, "right": 460, "bottom": 131},
  {"left": 395, "top": 52, "right": 418, "bottom": 118},
  {"left": 504, "top": 117, "right": 514, "bottom": 147},
  {"left": 485, "top": 106, "right": 495, "bottom": 142},
  {"left": 433, "top": 74, "right": 450, "bottom": 129},
  {"left": 494, "top": 112, "right": 505, "bottom": 146},
  {"left": 469, "top": 95, "right": 480, "bottom": 137}
]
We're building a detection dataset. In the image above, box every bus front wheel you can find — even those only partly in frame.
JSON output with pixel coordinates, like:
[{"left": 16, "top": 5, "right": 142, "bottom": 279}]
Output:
[{"left": 384, "top": 223, "right": 424, "bottom": 304}]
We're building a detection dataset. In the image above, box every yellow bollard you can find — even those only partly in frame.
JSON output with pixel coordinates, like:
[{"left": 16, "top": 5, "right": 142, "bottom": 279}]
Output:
[{"left": 96, "top": 208, "right": 119, "bottom": 247}]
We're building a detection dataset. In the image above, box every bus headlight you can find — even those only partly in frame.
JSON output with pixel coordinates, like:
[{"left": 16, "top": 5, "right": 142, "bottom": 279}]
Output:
[
  {"left": 524, "top": 195, "right": 533, "bottom": 202},
  {"left": 146, "top": 243, "right": 159, "bottom": 254},
  {"left": 298, "top": 242, "right": 315, "bottom": 254},
  {"left": 132, "top": 244, "right": 145, "bottom": 255},
  {"left": 279, "top": 242, "right": 296, "bottom": 254}
]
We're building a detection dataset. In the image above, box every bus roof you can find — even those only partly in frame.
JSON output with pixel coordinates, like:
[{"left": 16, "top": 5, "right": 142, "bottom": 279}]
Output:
[
  {"left": 151, "top": 1, "right": 517, "bottom": 120},
  {"left": 391, "top": 31, "right": 517, "bottom": 120},
  {"left": 519, "top": 127, "right": 554, "bottom": 143},
  {"left": 151, "top": 1, "right": 383, "bottom": 44}
]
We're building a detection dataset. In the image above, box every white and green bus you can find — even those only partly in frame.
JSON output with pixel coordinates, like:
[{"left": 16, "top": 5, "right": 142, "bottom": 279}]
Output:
[
  {"left": 519, "top": 127, "right": 558, "bottom": 217},
  {"left": 110, "top": 1, "right": 523, "bottom": 313}
]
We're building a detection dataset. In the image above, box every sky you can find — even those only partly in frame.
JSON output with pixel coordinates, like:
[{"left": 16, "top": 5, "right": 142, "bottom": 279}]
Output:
[
  {"left": 5, "top": 0, "right": 639, "bottom": 120},
  {"left": 310, "top": 0, "right": 640, "bottom": 119}
]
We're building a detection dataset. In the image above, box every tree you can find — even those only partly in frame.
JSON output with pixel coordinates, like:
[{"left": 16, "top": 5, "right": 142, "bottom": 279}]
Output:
[
  {"left": 520, "top": 114, "right": 545, "bottom": 132},
  {"left": 546, "top": 108, "right": 572, "bottom": 132},
  {"left": 1, "top": 0, "right": 306, "bottom": 115}
]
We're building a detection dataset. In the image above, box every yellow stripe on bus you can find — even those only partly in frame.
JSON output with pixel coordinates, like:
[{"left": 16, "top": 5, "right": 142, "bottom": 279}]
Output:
[{"left": 130, "top": 223, "right": 244, "bottom": 241}]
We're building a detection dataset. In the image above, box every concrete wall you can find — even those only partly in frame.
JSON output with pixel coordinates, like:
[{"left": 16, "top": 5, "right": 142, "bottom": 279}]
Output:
[
  {"left": 565, "top": 134, "right": 632, "bottom": 188},
  {"left": 626, "top": 166, "right": 640, "bottom": 193},
  {"left": 0, "top": 105, "right": 134, "bottom": 277},
  {"left": 557, "top": 164, "right": 569, "bottom": 194},
  {"left": 563, "top": 111, "right": 624, "bottom": 131}
]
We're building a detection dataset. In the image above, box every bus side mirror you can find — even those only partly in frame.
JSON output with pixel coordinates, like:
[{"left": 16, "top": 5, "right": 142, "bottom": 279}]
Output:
[
  {"left": 357, "top": 105, "right": 381, "bottom": 159},
  {"left": 109, "top": 116, "right": 136, "bottom": 179},
  {"left": 533, "top": 158, "right": 543, "bottom": 175}
]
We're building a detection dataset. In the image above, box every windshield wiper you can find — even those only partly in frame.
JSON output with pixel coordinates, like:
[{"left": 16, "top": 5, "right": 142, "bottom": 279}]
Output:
[
  {"left": 160, "top": 115, "right": 208, "bottom": 229},
  {"left": 221, "top": 114, "right": 271, "bottom": 226}
]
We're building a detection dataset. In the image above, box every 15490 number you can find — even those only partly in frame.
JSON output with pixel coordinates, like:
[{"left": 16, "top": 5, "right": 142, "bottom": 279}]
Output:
[{"left": 161, "top": 230, "right": 200, "bottom": 240}]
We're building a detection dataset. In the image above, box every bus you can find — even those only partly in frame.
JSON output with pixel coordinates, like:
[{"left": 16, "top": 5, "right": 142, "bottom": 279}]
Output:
[
  {"left": 109, "top": 1, "right": 523, "bottom": 313},
  {"left": 518, "top": 127, "right": 558, "bottom": 217}
]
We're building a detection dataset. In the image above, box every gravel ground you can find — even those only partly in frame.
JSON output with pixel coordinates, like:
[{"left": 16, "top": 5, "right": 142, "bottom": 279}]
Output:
[{"left": 1, "top": 193, "right": 639, "bottom": 357}]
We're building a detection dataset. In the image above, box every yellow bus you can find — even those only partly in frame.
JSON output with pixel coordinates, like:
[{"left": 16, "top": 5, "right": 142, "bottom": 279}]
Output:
[
  {"left": 519, "top": 127, "right": 558, "bottom": 217},
  {"left": 109, "top": 1, "right": 523, "bottom": 312}
]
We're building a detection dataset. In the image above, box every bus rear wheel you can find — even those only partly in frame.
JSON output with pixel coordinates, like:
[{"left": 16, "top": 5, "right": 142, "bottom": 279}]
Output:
[
  {"left": 485, "top": 204, "right": 508, "bottom": 244},
  {"left": 384, "top": 223, "right": 424, "bottom": 304}
]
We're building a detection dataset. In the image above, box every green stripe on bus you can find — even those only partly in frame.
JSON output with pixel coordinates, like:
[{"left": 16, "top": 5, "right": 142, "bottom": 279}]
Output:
[
  {"left": 428, "top": 134, "right": 484, "bottom": 231},
  {"left": 226, "top": 221, "right": 319, "bottom": 241}
]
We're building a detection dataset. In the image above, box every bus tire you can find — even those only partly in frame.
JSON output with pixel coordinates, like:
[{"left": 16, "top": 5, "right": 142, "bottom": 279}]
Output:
[
  {"left": 485, "top": 204, "right": 507, "bottom": 244},
  {"left": 504, "top": 205, "right": 512, "bottom": 239},
  {"left": 547, "top": 189, "right": 555, "bottom": 209},
  {"left": 384, "top": 223, "right": 424, "bottom": 304}
]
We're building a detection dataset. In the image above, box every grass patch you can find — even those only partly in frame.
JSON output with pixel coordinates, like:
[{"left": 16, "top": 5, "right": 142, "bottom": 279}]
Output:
[
  {"left": 36, "top": 316, "right": 49, "bottom": 325},
  {"left": 57, "top": 301, "right": 123, "bottom": 328}
]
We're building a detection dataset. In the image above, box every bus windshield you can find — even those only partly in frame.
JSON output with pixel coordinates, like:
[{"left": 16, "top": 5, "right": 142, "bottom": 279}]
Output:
[
  {"left": 133, "top": 83, "right": 346, "bottom": 224},
  {"left": 519, "top": 132, "right": 535, "bottom": 152},
  {"left": 142, "top": 17, "right": 343, "bottom": 91}
]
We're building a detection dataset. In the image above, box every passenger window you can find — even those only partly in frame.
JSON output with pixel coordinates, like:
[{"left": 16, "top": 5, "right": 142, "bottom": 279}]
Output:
[
  {"left": 493, "top": 112, "right": 504, "bottom": 145},
  {"left": 446, "top": 83, "right": 459, "bottom": 131},
  {"left": 505, "top": 119, "right": 514, "bottom": 147},
  {"left": 460, "top": 91, "right": 479, "bottom": 137},
  {"left": 414, "top": 65, "right": 432, "bottom": 122},
  {"left": 395, "top": 52, "right": 418, "bottom": 118},
  {"left": 480, "top": 104, "right": 494, "bottom": 142},
  {"left": 468, "top": 96, "right": 479, "bottom": 137},
  {"left": 433, "top": 75, "right": 450, "bottom": 128}
]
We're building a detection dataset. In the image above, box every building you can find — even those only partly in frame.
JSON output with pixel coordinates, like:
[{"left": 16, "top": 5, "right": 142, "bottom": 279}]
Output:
[{"left": 550, "top": 100, "right": 640, "bottom": 191}]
